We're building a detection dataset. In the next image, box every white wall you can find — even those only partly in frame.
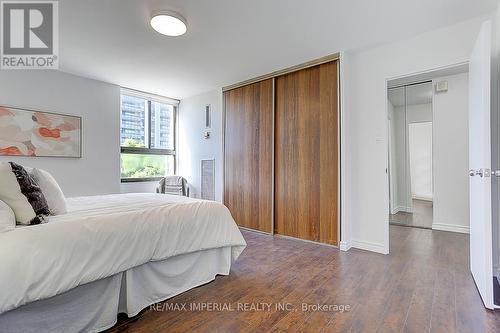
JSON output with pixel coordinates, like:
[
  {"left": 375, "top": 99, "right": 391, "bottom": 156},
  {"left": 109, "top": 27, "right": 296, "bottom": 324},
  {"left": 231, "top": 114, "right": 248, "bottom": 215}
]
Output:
[
  {"left": 432, "top": 73, "right": 470, "bottom": 233},
  {"left": 343, "top": 16, "right": 485, "bottom": 253},
  {"left": 408, "top": 122, "right": 433, "bottom": 201},
  {"left": 0, "top": 70, "right": 121, "bottom": 197},
  {"left": 178, "top": 89, "right": 223, "bottom": 202},
  {"left": 120, "top": 181, "right": 158, "bottom": 193},
  {"left": 407, "top": 103, "right": 433, "bottom": 123}
]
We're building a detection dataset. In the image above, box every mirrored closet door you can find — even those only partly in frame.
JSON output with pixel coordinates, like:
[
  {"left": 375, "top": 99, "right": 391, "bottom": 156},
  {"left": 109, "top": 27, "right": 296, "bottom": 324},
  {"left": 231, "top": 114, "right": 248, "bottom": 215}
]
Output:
[{"left": 388, "top": 81, "right": 433, "bottom": 229}]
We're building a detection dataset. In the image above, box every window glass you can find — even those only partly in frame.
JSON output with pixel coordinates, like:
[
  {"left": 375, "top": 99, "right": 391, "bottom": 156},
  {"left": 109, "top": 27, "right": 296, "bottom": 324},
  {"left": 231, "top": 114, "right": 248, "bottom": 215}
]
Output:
[
  {"left": 151, "top": 101, "right": 174, "bottom": 150},
  {"left": 121, "top": 154, "right": 174, "bottom": 179},
  {"left": 120, "top": 92, "right": 177, "bottom": 181},
  {"left": 120, "top": 95, "right": 147, "bottom": 148}
]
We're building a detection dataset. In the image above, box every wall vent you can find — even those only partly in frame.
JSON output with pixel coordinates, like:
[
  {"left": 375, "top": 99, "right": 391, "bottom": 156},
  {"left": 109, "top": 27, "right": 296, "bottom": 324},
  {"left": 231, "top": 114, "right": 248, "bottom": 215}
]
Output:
[{"left": 201, "top": 159, "right": 215, "bottom": 201}]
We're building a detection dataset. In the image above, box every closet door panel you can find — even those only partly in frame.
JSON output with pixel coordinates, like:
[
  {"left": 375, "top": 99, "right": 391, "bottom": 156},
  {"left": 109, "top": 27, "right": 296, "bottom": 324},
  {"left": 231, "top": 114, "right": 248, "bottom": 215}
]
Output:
[
  {"left": 274, "top": 61, "right": 338, "bottom": 245},
  {"left": 224, "top": 79, "right": 273, "bottom": 233}
]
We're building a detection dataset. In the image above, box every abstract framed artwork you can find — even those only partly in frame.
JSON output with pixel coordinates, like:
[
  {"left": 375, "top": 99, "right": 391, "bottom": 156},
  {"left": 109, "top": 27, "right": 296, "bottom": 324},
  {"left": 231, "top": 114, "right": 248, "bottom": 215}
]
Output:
[{"left": 0, "top": 106, "right": 82, "bottom": 158}]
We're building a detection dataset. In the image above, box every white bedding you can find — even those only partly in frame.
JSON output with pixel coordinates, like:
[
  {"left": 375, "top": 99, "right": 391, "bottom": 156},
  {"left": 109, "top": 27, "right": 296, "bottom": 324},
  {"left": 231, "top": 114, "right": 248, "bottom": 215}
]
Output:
[{"left": 0, "top": 193, "right": 246, "bottom": 314}]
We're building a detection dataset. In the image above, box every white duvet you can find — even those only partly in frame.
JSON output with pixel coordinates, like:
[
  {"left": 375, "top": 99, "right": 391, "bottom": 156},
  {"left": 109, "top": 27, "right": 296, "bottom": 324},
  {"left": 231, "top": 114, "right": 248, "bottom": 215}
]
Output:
[{"left": 0, "top": 193, "right": 246, "bottom": 314}]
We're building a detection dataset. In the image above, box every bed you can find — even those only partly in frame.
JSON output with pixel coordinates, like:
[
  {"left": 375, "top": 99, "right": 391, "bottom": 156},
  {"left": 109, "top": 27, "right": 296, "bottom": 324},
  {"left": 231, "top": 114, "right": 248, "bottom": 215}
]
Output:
[{"left": 0, "top": 193, "right": 247, "bottom": 333}]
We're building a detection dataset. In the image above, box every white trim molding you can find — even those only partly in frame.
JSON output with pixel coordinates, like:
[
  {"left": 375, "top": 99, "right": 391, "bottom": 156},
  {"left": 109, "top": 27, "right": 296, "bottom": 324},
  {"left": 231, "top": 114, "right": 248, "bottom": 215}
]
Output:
[
  {"left": 391, "top": 206, "right": 413, "bottom": 214},
  {"left": 432, "top": 223, "right": 470, "bottom": 234},
  {"left": 412, "top": 196, "right": 433, "bottom": 202},
  {"left": 339, "top": 51, "right": 349, "bottom": 251},
  {"left": 120, "top": 87, "right": 180, "bottom": 106},
  {"left": 350, "top": 239, "right": 388, "bottom": 254},
  {"left": 339, "top": 240, "right": 351, "bottom": 251}
]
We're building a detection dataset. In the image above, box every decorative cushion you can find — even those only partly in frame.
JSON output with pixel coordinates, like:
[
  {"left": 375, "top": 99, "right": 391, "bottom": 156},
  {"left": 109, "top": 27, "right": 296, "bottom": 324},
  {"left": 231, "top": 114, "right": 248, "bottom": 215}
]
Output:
[
  {"left": 31, "top": 168, "right": 67, "bottom": 215},
  {"left": 0, "top": 200, "right": 15, "bottom": 232},
  {"left": 0, "top": 162, "right": 50, "bottom": 225}
]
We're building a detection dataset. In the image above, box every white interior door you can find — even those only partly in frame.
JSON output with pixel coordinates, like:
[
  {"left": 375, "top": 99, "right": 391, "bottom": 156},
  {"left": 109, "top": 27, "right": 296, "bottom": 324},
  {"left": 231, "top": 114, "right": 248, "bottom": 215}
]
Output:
[{"left": 469, "top": 20, "right": 495, "bottom": 310}]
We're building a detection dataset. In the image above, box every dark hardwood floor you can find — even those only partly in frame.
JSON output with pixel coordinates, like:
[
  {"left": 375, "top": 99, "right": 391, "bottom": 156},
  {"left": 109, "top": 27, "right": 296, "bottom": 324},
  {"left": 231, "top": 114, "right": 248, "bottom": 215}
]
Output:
[
  {"left": 390, "top": 199, "right": 433, "bottom": 229},
  {"left": 106, "top": 226, "right": 500, "bottom": 332}
]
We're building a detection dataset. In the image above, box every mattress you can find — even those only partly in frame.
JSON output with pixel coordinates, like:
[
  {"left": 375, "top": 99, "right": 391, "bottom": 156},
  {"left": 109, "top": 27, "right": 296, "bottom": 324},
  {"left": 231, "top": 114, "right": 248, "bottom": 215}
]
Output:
[{"left": 0, "top": 193, "right": 246, "bottom": 314}]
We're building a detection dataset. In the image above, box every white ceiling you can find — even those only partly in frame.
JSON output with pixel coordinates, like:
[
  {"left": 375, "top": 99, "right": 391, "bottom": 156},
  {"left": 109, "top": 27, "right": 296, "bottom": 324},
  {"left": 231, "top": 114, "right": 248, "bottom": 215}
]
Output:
[{"left": 59, "top": 0, "right": 498, "bottom": 99}]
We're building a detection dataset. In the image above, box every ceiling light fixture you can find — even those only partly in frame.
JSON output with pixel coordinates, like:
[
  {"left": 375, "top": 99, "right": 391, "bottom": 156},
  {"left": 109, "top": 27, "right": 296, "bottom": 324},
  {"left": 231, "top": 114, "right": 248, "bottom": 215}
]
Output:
[{"left": 150, "top": 10, "right": 187, "bottom": 37}]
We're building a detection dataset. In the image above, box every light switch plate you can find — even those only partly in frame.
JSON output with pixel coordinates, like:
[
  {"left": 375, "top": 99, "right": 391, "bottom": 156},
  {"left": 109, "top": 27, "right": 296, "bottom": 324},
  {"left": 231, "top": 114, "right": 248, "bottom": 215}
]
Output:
[{"left": 435, "top": 81, "right": 448, "bottom": 93}]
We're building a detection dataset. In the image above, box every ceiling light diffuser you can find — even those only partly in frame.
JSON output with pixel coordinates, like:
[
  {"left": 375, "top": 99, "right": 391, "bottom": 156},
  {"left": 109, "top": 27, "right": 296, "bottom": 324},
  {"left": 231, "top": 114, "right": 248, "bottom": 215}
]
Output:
[{"left": 150, "top": 11, "right": 187, "bottom": 37}]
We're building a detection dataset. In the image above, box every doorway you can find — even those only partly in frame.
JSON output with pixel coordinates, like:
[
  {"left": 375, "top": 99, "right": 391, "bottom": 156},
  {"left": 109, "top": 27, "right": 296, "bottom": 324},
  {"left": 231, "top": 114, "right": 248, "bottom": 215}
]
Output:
[{"left": 388, "top": 81, "right": 434, "bottom": 229}]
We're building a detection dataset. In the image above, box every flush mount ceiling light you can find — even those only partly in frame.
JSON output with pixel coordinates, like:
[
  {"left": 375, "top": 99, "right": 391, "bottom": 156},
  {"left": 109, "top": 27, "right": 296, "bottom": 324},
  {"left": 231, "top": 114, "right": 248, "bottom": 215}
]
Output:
[{"left": 150, "top": 10, "right": 187, "bottom": 37}]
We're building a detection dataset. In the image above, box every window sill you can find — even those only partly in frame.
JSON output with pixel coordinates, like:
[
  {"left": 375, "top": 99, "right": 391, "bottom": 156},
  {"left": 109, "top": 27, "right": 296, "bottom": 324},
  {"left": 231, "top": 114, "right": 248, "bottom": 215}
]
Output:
[
  {"left": 121, "top": 147, "right": 175, "bottom": 155},
  {"left": 121, "top": 177, "right": 163, "bottom": 183}
]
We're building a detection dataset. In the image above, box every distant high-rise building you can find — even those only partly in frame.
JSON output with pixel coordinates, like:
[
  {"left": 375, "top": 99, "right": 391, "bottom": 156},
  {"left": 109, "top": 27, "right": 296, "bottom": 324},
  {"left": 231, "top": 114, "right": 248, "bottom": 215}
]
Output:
[
  {"left": 151, "top": 101, "right": 173, "bottom": 149},
  {"left": 120, "top": 95, "right": 146, "bottom": 146},
  {"left": 120, "top": 95, "right": 173, "bottom": 149}
]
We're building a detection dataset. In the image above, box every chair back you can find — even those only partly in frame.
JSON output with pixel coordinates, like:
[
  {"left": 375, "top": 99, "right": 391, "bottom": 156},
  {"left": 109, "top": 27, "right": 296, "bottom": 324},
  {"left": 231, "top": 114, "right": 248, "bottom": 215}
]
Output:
[{"left": 156, "top": 176, "right": 188, "bottom": 196}]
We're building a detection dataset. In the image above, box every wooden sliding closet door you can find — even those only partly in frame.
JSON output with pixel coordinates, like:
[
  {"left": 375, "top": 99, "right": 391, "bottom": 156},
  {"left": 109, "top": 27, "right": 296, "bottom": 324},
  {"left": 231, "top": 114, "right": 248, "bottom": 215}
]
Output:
[
  {"left": 274, "top": 61, "right": 339, "bottom": 245},
  {"left": 224, "top": 79, "right": 274, "bottom": 233}
]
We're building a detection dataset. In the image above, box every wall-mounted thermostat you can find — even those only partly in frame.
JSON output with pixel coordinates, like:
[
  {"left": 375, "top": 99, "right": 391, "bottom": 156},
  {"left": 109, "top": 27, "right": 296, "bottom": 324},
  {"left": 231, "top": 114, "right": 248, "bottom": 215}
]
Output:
[
  {"left": 435, "top": 81, "right": 448, "bottom": 93},
  {"left": 204, "top": 104, "right": 212, "bottom": 139},
  {"left": 205, "top": 104, "right": 212, "bottom": 129}
]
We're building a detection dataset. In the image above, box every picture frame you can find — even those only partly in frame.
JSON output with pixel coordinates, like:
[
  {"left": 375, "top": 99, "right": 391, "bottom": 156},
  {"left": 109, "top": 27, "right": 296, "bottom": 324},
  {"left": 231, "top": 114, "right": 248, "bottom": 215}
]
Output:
[{"left": 0, "top": 105, "right": 82, "bottom": 158}]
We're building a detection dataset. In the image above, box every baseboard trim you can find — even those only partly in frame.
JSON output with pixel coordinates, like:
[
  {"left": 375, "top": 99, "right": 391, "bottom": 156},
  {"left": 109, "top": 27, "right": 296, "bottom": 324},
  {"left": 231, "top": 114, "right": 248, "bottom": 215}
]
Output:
[
  {"left": 339, "top": 240, "right": 351, "bottom": 252},
  {"left": 432, "top": 223, "right": 469, "bottom": 234},
  {"left": 392, "top": 206, "right": 413, "bottom": 214},
  {"left": 412, "top": 196, "right": 433, "bottom": 202},
  {"left": 350, "top": 239, "right": 387, "bottom": 254}
]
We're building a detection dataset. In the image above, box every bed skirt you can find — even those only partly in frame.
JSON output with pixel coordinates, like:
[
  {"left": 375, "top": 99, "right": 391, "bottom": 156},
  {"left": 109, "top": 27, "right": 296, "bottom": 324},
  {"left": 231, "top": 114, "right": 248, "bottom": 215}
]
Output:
[{"left": 0, "top": 247, "right": 233, "bottom": 333}]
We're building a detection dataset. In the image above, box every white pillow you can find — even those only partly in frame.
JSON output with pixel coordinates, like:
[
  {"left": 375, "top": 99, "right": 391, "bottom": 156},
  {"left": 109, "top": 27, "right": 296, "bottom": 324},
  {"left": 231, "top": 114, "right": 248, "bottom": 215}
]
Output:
[
  {"left": 0, "top": 200, "right": 15, "bottom": 232},
  {"left": 31, "top": 168, "right": 67, "bottom": 215}
]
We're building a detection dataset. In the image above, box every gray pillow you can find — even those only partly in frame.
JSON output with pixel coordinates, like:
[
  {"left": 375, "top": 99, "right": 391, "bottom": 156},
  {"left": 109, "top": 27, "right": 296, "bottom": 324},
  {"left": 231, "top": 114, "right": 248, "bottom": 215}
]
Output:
[{"left": 0, "top": 162, "right": 50, "bottom": 225}]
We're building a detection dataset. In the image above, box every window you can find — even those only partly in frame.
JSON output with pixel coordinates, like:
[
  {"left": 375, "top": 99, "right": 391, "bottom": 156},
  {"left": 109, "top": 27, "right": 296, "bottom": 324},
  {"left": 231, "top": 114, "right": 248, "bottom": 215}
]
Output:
[{"left": 120, "top": 90, "right": 178, "bottom": 182}]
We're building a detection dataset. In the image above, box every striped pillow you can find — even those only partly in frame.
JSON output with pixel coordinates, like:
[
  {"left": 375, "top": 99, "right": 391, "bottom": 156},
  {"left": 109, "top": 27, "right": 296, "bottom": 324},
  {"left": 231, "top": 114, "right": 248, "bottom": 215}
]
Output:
[{"left": 0, "top": 162, "right": 50, "bottom": 225}]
